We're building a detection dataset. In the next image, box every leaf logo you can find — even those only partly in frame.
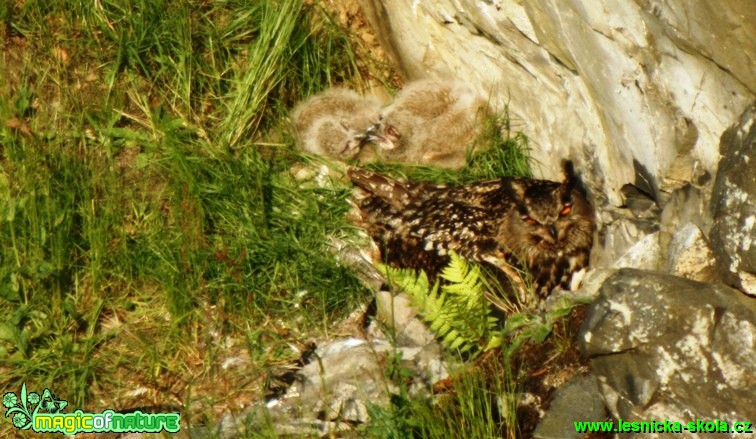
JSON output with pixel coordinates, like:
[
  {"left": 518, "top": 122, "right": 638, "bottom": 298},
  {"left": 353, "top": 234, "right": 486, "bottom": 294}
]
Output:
[{"left": 3, "top": 383, "right": 67, "bottom": 430}]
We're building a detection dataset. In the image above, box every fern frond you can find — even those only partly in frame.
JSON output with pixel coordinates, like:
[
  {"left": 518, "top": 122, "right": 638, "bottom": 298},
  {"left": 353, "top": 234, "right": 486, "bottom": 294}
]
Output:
[
  {"left": 378, "top": 264, "right": 431, "bottom": 297},
  {"left": 441, "top": 251, "right": 487, "bottom": 313},
  {"left": 379, "top": 253, "right": 588, "bottom": 360},
  {"left": 440, "top": 252, "right": 480, "bottom": 291},
  {"left": 379, "top": 252, "right": 503, "bottom": 356}
]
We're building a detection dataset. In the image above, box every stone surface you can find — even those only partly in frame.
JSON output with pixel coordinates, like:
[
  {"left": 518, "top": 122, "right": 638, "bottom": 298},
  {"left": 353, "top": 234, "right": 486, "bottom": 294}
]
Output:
[
  {"left": 561, "top": 268, "right": 617, "bottom": 302},
  {"left": 329, "top": 235, "right": 385, "bottom": 292},
  {"left": 534, "top": 374, "right": 605, "bottom": 439},
  {"left": 660, "top": 183, "right": 712, "bottom": 236},
  {"left": 259, "top": 336, "right": 447, "bottom": 435},
  {"left": 580, "top": 269, "right": 756, "bottom": 434},
  {"left": 358, "top": 0, "right": 755, "bottom": 205},
  {"left": 374, "top": 290, "right": 437, "bottom": 347},
  {"left": 592, "top": 208, "right": 659, "bottom": 269},
  {"left": 217, "top": 320, "right": 450, "bottom": 437},
  {"left": 710, "top": 104, "right": 756, "bottom": 295},
  {"left": 666, "top": 222, "right": 718, "bottom": 282},
  {"left": 611, "top": 231, "right": 663, "bottom": 271}
]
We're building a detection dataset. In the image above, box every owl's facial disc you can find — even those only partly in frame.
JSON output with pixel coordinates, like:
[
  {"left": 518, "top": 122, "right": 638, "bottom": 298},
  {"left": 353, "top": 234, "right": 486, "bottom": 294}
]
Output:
[{"left": 520, "top": 197, "right": 574, "bottom": 247}]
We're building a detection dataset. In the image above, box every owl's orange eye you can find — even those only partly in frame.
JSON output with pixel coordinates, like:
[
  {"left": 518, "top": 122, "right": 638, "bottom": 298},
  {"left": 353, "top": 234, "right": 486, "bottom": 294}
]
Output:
[
  {"left": 522, "top": 216, "right": 538, "bottom": 225},
  {"left": 559, "top": 204, "right": 572, "bottom": 216}
]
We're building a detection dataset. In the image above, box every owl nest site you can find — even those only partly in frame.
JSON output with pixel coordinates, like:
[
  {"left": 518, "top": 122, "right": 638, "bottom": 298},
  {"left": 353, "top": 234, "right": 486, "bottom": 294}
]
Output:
[{"left": 291, "top": 80, "right": 597, "bottom": 304}]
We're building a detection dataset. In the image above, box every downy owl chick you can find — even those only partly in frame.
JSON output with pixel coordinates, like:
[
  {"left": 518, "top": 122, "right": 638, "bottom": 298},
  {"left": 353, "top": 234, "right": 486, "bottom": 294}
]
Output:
[
  {"left": 291, "top": 88, "right": 383, "bottom": 159},
  {"left": 347, "top": 162, "right": 596, "bottom": 297},
  {"left": 362, "top": 79, "right": 491, "bottom": 168}
]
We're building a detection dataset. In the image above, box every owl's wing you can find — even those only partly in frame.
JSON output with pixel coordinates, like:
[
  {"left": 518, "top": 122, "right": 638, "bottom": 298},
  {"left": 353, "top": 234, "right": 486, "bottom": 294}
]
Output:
[
  {"left": 350, "top": 194, "right": 500, "bottom": 276},
  {"left": 397, "top": 198, "right": 501, "bottom": 260},
  {"left": 346, "top": 168, "right": 415, "bottom": 209},
  {"left": 348, "top": 168, "right": 515, "bottom": 211},
  {"left": 433, "top": 179, "right": 510, "bottom": 209}
]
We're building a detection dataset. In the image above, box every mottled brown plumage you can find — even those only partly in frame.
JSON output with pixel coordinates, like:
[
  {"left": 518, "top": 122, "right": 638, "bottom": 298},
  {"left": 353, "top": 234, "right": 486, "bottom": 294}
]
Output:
[{"left": 347, "top": 163, "right": 596, "bottom": 297}]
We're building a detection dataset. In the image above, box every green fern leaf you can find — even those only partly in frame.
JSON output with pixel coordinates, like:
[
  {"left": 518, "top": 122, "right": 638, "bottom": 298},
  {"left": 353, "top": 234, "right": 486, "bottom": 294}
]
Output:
[
  {"left": 431, "top": 319, "right": 451, "bottom": 335},
  {"left": 378, "top": 252, "right": 507, "bottom": 356},
  {"left": 484, "top": 335, "right": 503, "bottom": 351},
  {"left": 443, "top": 329, "right": 461, "bottom": 345},
  {"left": 448, "top": 333, "right": 467, "bottom": 350}
]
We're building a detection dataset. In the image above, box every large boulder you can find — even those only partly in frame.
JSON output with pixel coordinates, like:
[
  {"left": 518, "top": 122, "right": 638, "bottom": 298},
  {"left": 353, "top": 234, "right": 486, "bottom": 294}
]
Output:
[
  {"left": 710, "top": 104, "right": 756, "bottom": 295},
  {"left": 580, "top": 269, "right": 756, "bottom": 434},
  {"left": 534, "top": 374, "right": 606, "bottom": 439},
  {"left": 358, "top": 0, "right": 755, "bottom": 205}
]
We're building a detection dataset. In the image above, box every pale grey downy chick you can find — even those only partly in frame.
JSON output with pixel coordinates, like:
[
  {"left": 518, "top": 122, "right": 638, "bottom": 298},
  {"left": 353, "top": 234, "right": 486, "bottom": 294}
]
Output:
[
  {"left": 301, "top": 116, "right": 375, "bottom": 160},
  {"left": 365, "top": 79, "right": 491, "bottom": 168},
  {"left": 291, "top": 88, "right": 383, "bottom": 160}
]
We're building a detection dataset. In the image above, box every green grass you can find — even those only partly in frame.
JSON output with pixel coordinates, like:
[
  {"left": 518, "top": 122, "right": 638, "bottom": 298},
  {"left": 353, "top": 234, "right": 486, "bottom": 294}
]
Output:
[
  {"left": 0, "top": 0, "right": 533, "bottom": 435},
  {"left": 0, "top": 0, "right": 369, "bottom": 421},
  {"left": 365, "top": 356, "right": 521, "bottom": 439}
]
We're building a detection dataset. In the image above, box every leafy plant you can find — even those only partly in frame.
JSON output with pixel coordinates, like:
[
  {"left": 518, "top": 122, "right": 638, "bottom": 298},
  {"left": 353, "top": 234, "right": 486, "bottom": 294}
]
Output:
[
  {"left": 380, "top": 252, "right": 589, "bottom": 358},
  {"left": 380, "top": 251, "right": 501, "bottom": 355},
  {"left": 364, "top": 357, "right": 518, "bottom": 439}
]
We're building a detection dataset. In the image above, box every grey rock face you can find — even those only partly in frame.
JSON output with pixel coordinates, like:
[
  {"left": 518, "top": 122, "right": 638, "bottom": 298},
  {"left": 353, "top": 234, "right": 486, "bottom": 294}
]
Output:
[
  {"left": 374, "top": 290, "right": 438, "bottom": 347},
  {"left": 666, "top": 223, "right": 718, "bottom": 283},
  {"left": 580, "top": 269, "right": 756, "bottom": 433},
  {"left": 221, "top": 294, "right": 452, "bottom": 438},
  {"left": 258, "top": 335, "right": 448, "bottom": 436},
  {"left": 710, "top": 104, "right": 756, "bottom": 295},
  {"left": 592, "top": 206, "right": 659, "bottom": 269},
  {"left": 358, "top": 0, "right": 755, "bottom": 205}
]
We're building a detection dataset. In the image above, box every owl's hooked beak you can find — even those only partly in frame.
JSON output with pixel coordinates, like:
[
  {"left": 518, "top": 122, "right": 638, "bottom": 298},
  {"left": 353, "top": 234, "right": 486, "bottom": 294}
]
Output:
[
  {"left": 343, "top": 124, "right": 382, "bottom": 155},
  {"left": 353, "top": 122, "right": 399, "bottom": 151},
  {"left": 548, "top": 224, "right": 558, "bottom": 240}
]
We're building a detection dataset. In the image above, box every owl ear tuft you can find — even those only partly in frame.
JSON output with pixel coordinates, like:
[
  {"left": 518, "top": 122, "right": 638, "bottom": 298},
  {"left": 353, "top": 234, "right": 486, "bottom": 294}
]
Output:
[
  {"left": 561, "top": 160, "right": 591, "bottom": 198},
  {"left": 561, "top": 160, "right": 577, "bottom": 188}
]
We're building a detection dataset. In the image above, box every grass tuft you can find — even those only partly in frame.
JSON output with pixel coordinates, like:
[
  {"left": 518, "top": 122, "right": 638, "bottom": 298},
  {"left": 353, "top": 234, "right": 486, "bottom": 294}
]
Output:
[{"left": 365, "top": 358, "right": 521, "bottom": 439}]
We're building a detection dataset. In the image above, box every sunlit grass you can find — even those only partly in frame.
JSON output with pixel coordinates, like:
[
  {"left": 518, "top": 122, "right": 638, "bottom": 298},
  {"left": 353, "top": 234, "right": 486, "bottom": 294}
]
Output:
[
  {"left": 0, "top": 0, "right": 369, "bottom": 420},
  {"left": 365, "top": 357, "right": 522, "bottom": 439}
]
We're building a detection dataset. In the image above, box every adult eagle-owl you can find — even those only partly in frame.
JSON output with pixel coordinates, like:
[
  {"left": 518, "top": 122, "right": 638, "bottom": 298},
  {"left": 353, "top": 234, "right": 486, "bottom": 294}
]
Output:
[{"left": 347, "top": 163, "right": 596, "bottom": 297}]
